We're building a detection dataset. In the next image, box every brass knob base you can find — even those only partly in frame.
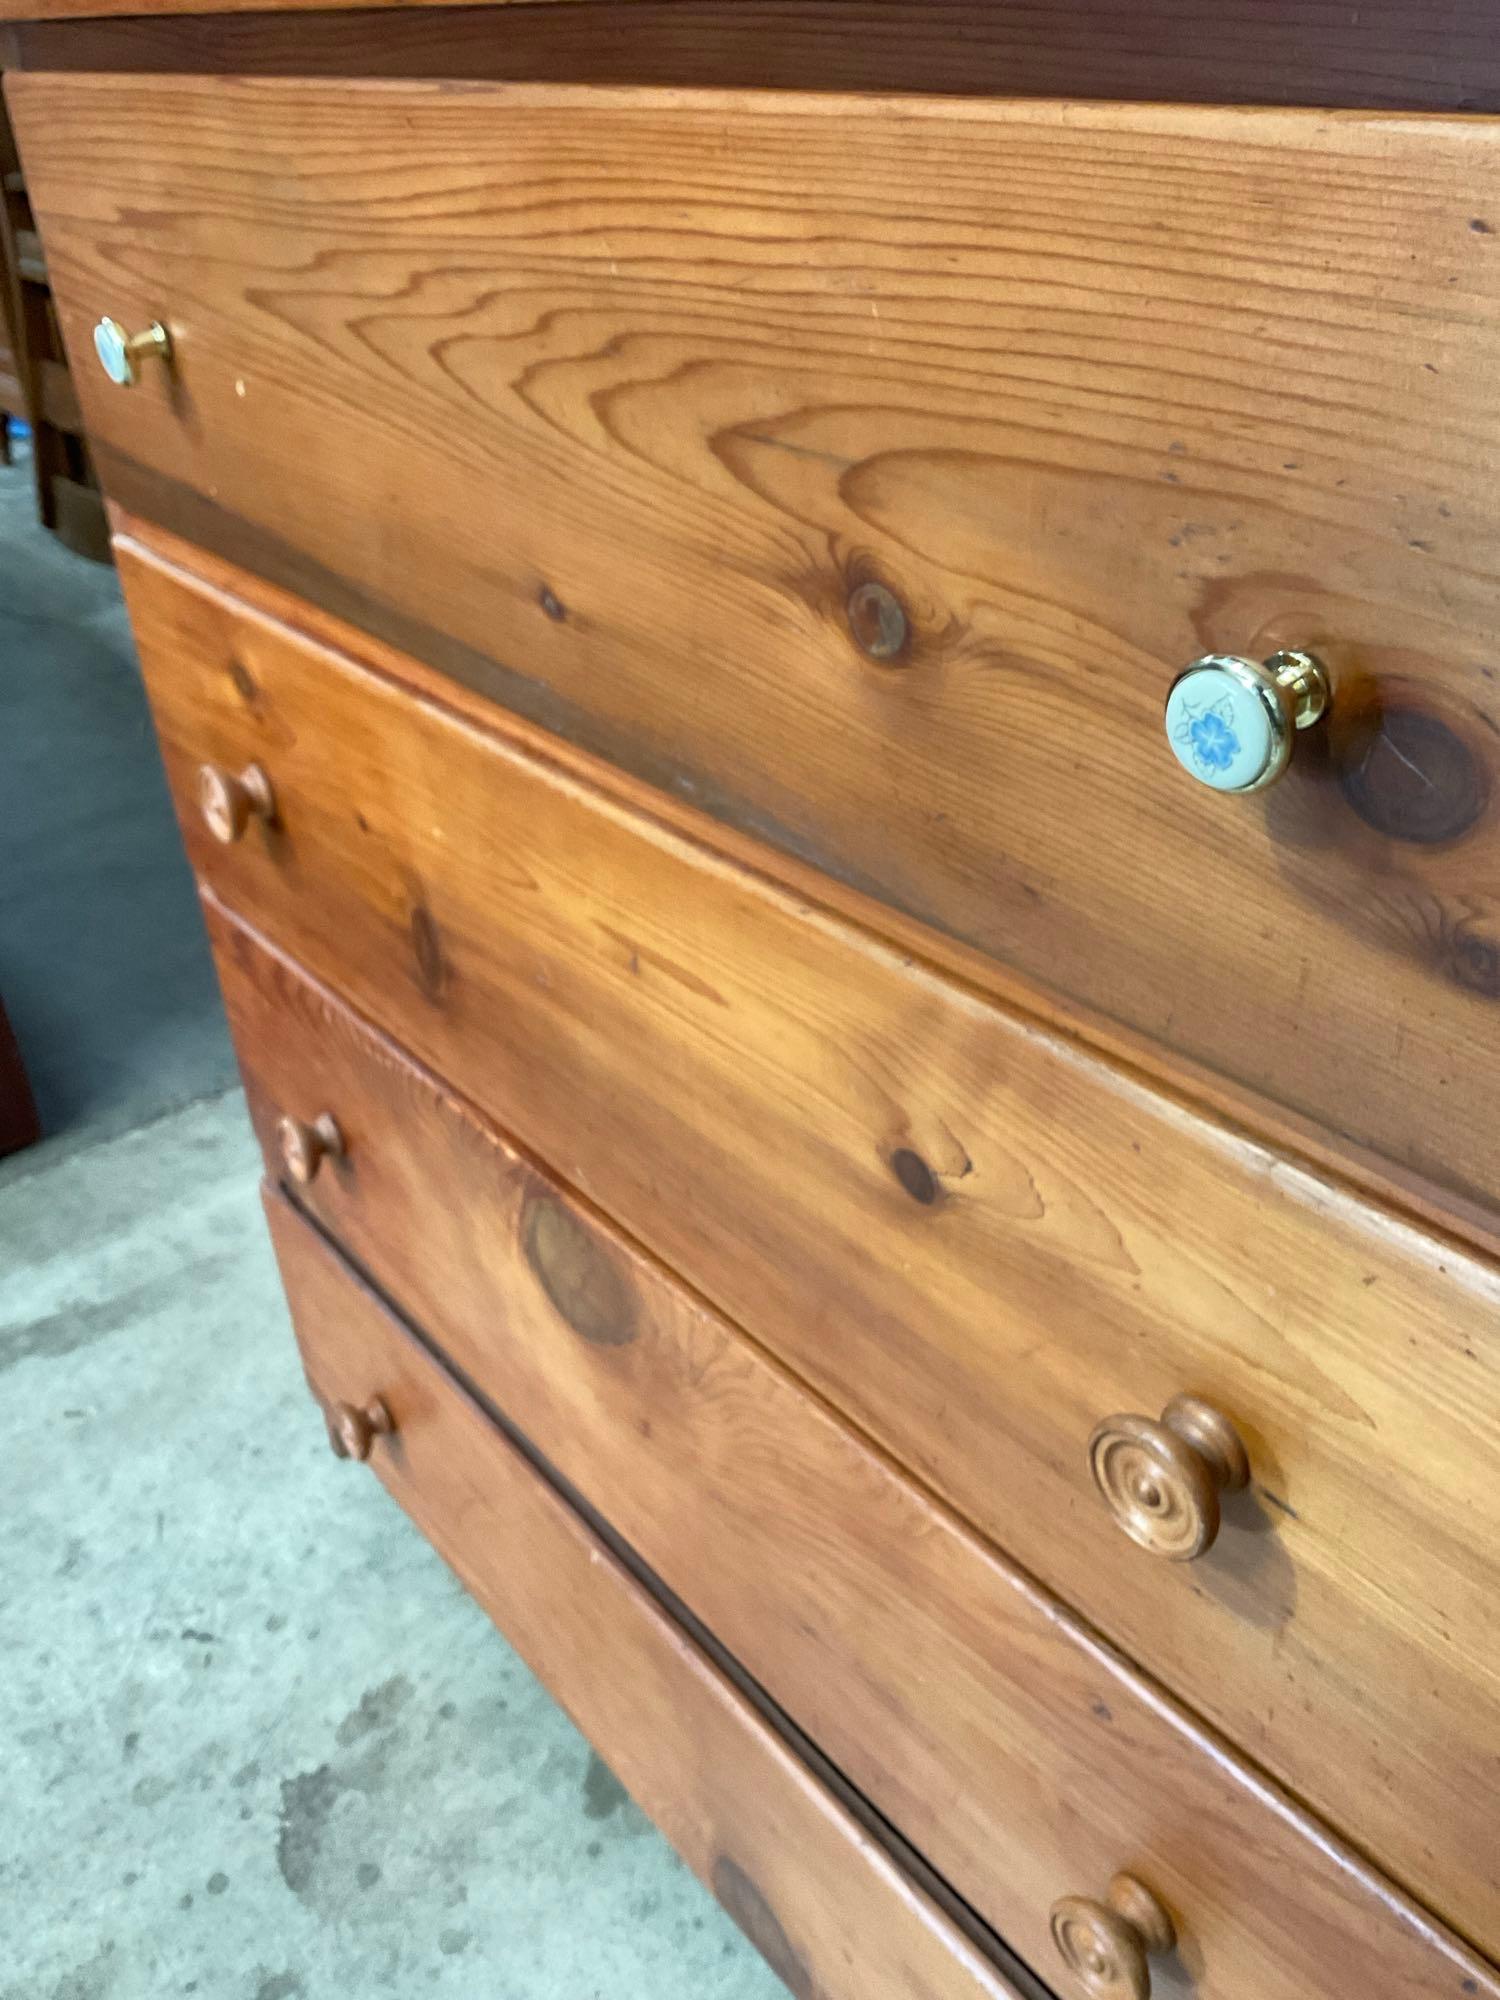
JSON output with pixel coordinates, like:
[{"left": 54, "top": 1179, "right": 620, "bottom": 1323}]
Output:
[{"left": 1266, "top": 647, "right": 1330, "bottom": 731}]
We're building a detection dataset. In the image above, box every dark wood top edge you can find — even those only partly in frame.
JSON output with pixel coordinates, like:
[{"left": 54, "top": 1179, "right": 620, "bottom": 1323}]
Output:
[
  {"left": 7, "top": 0, "right": 1500, "bottom": 116},
  {"left": 0, "top": 0, "right": 552, "bottom": 20}
]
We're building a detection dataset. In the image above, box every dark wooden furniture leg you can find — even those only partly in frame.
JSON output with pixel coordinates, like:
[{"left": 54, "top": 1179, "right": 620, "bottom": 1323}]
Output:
[{"left": 0, "top": 991, "right": 39, "bottom": 1154}]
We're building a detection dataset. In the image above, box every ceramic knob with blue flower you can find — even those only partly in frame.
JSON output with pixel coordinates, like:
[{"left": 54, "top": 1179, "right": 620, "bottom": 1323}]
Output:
[
  {"left": 93, "top": 315, "right": 172, "bottom": 388},
  {"left": 1165, "top": 648, "right": 1330, "bottom": 794}
]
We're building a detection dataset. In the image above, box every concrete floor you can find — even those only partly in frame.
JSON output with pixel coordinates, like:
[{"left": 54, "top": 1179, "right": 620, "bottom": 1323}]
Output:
[
  {"left": 0, "top": 450, "right": 784, "bottom": 2000},
  {"left": 0, "top": 455, "right": 238, "bottom": 1143}
]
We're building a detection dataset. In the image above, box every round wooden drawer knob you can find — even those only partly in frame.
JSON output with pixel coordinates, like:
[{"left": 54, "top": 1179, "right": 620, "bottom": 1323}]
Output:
[
  {"left": 326, "top": 1396, "right": 394, "bottom": 1463},
  {"left": 277, "top": 1112, "right": 345, "bottom": 1186},
  {"left": 93, "top": 315, "right": 172, "bottom": 387},
  {"left": 1050, "top": 1873, "right": 1175, "bottom": 2000},
  {"left": 1165, "top": 647, "right": 1329, "bottom": 793},
  {"left": 1089, "top": 1395, "right": 1249, "bottom": 1562},
  {"left": 198, "top": 761, "right": 276, "bottom": 844}
]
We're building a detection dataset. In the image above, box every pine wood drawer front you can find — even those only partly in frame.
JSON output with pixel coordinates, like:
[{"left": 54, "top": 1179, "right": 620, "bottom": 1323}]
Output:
[
  {"left": 127, "top": 533, "right": 1500, "bottom": 1956},
  {"left": 261, "top": 1185, "right": 1037, "bottom": 2000},
  {"left": 258, "top": 1079, "right": 1494, "bottom": 2000},
  {"left": 12, "top": 72, "right": 1500, "bottom": 1243}
]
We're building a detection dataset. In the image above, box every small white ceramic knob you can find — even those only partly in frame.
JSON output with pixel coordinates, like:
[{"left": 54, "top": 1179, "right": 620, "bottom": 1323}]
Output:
[
  {"left": 93, "top": 316, "right": 172, "bottom": 388},
  {"left": 1165, "top": 650, "right": 1330, "bottom": 794}
]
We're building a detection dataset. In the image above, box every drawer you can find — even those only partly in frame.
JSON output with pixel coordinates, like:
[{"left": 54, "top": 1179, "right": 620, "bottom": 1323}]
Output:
[
  {"left": 136, "top": 533, "right": 1500, "bottom": 1952},
  {"left": 260, "top": 1093, "right": 1496, "bottom": 2000},
  {"left": 11, "top": 70, "right": 1500, "bottom": 1241},
  {"left": 262, "top": 1184, "right": 1035, "bottom": 2000}
]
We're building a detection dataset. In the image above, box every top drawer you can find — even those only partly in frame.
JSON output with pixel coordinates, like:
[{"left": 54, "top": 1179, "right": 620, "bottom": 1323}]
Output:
[{"left": 10, "top": 73, "right": 1500, "bottom": 1237}]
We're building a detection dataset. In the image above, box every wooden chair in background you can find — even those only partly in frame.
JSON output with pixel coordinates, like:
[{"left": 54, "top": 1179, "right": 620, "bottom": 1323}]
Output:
[{"left": 0, "top": 85, "right": 108, "bottom": 558}]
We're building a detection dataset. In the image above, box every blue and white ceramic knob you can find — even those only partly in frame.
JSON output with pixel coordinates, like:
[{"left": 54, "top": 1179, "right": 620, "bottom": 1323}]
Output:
[
  {"left": 93, "top": 315, "right": 172, "bottom": 388},
  {"left": 1165, "top": 649, "right": 1330, "bottom": 794}
]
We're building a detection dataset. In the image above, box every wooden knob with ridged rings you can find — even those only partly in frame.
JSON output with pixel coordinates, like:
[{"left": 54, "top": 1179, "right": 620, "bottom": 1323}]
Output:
[
  {"left": 198, "top": 760, "right": 276, "bottom": 845},
  {"left": 277, "top": 1111, "right": 345, "bottom": 1186},
  {"left": 325, "top": 1396, "right": 394, "bottom": 1463},
  {"left": 1089, "top": 1394, "right": 1249, "bottom": 1562},
  {"left": 1049, "top": 1873, "right": 1176, "bottom": 2000}
]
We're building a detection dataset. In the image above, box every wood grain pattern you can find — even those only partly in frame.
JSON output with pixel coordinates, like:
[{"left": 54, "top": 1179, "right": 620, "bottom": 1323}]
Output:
[
  {"left": 134, "top": 537, "right": 1500, "bottom": 1954},
  {"left": 260, "top": 1185, "right": 1039, "bottom": 2000},
  {"left": 264, "top": 1152, "right": 1499, "bottom": 2000},
  {"left": 111, "top": 514, "right": 1500, "bottom": 1269},
  {"left": 9, "top": 0, "right": 1500, "bottom": 113},
  {"left": 13, "top": 73, "right": 1500, "bottom": 1238}
]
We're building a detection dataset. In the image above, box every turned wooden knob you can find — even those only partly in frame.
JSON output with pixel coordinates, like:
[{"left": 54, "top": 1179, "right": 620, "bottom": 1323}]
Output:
[
  {"left": 1089, "top": 1394, "right": 1249, "bottom": 1562},
  {"left": 198, "top": 761, "right": 276, "bottom": 844},
  {"left": 325, "top": 1396, "right": 394, "bottom": 1463},
  {"left": 1050, "top": 1874, "right": 1176, "bottom": 2000},
  {"left": 277, "top": 1112, "right": 344, "bottom": 1186}
]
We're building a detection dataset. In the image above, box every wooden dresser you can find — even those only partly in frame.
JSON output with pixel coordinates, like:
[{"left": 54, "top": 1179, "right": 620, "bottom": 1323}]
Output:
[{"left": 6, "top": 6, "right": 1497, "bottom": 1992}]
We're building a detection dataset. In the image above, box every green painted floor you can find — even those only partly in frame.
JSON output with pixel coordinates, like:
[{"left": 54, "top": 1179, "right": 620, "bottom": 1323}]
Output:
[{"left": 0, "top": 452, "right": 785, "bottom": 2000}]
